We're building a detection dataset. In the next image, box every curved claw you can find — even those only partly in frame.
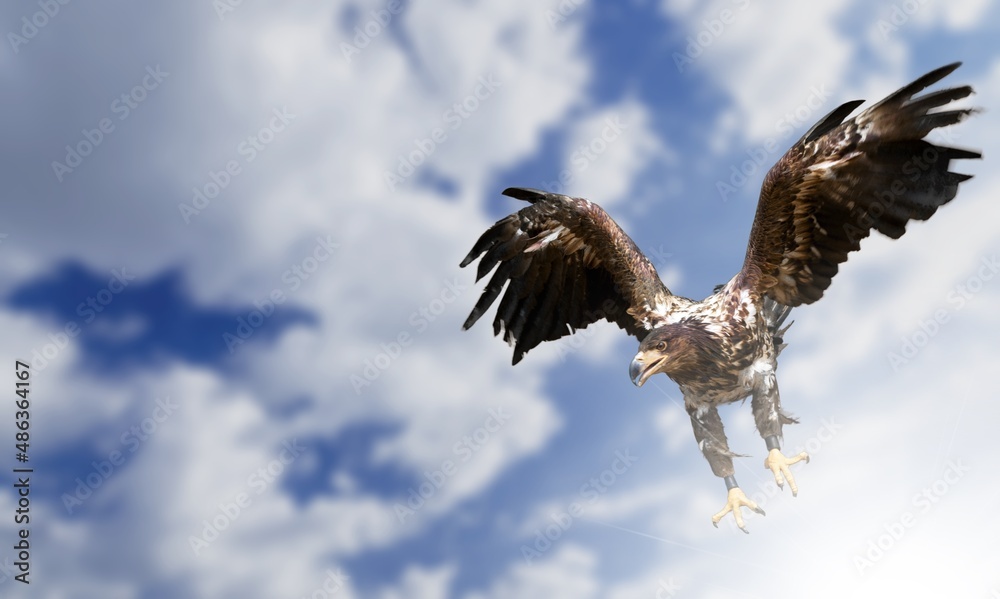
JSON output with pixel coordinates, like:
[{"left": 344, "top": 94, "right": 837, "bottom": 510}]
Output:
[
  {"left": 711, "top": 487, "right": 765, "bottom": 533},
  {"left": 764, "top": 448, "right": 810, "bottom": 496}
]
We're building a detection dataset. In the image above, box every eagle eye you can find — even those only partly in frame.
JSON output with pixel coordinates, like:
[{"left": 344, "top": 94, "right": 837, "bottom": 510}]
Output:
[{"left": 655, "top": 341, "right": 667, "bottom": 352}]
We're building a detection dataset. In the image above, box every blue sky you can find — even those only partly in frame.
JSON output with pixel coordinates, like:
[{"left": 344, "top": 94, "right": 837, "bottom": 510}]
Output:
[{"left": 2, "top": 0, "right": 1000, "bottom": 597}]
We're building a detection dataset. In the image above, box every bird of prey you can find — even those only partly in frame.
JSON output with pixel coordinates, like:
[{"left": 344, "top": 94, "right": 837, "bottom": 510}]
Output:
[{"left": 459, "top": 63, "right": 979, "bottom": 532}]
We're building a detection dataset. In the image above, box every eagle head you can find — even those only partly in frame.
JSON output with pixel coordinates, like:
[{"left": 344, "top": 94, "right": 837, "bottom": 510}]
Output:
[{"left": 629, "top": 322, "right": 713, "bottom": 387}]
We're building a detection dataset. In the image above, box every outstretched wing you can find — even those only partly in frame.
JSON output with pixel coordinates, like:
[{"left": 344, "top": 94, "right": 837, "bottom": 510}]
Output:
[
  {"left": 740, "top": 62, "right": 980, "bottom": 306},
  {"left": 461, "top": 187, "right": 676, "bottom": 364}
]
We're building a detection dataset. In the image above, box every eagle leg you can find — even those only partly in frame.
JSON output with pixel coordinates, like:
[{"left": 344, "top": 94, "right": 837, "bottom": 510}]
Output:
[
  {"left": 751, "top": 374, "right": 809, "bottom": 495},
  {"left": 763, "top": 441, "right": 810, "bottom": 496},
  {"left": 712, "top": 480, "right": 765, "bottom": 534},
  {"left": 687, "top": 403, "right": 763, "bottom": 532},
  {"left": 687, "top": 404, "right": 741, "bottom": 478}
]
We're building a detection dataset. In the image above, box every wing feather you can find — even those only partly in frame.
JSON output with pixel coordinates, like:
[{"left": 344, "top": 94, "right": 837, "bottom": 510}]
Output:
[
  {"left": 740, "top": 62, "right": 980, "bottom": 306},
  {"left": 462, "top": 188, "right": 675, "bottom": 364}
]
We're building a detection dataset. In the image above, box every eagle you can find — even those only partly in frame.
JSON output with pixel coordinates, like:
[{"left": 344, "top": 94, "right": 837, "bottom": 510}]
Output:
[{"left": 460, "top": 63, "right": 979, "bottom": 532}]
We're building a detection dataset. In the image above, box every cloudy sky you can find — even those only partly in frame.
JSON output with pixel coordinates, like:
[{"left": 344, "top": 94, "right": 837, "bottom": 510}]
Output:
[{"left": 2, "top": 0, "right": 1000, "bottom": 597}]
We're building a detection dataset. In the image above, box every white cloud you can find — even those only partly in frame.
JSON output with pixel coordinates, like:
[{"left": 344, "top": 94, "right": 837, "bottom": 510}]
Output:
[
  {"left": 663, "top": 0, "right": 857, "bottom": 144},
  {"left": 9, "top": 2, "right": 1000, "bottom": 598},
  {"left": 378, "top": 564, "right": 456, "bottom": 599},
  {"left": 559, "top": 98, "right": 675, "bottom": 207},
  {"left": 592, "top": 55, "right": 1000, "bottom": 599},
  {"left": 653, "top": 403, "right": 690, "bottom": 455},
  {"left": 892, "top": 0, "right": 994, "bottom": 31},
  {"left": 464, "top": 544, "right": 600, "bottom": 599},
  {"left": 0, "top": 0, "right": 629, "bottom": 596}
]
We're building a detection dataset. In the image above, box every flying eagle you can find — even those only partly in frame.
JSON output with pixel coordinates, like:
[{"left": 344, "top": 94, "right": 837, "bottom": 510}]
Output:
[{"left": 460, "top": 63, "right": 979, "bottom": 532}]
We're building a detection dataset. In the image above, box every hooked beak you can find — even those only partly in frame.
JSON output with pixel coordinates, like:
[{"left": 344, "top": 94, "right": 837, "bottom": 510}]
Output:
[{"left": 629, "top": 352, "right": 664, "bottom": 387}]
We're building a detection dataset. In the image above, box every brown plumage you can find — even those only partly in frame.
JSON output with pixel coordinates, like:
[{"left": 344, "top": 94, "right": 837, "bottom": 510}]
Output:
[
  {"left": 460, "top": 63, "right": 980, "bottom": 532},
  {"left": 743, "top": 62, "right": 979, "bottom": 306},
  {"left": 460, "top": 188, "right": 677, "bottom": 364}
]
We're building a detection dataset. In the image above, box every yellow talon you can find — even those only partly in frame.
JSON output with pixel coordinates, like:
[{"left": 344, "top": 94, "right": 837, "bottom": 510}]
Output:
[
  {"left": 712, "top": 487, "right": 765, "bottom": 534},
  {"left": 764, "top": 448, "right": 809, "bottom": 496}
]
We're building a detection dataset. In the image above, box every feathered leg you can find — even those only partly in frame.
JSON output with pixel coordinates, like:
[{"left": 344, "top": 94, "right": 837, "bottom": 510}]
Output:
[
  {"left": 751, "top": 371, "right": 809, "bottom": 495},
  {"left": 688, "top": 403, "right": 764, "bottom": 533}
]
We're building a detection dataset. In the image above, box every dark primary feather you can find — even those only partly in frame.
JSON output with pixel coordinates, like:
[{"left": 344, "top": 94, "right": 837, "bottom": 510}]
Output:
[
  {"left": 741, "top": 62, "right": 980, "bottom": 306},
  {"left": 799, "top": 99, "right": 865, "bottom": 144},
  {"left": 460, "top": 188, "right": 673, "bottom": 364}
]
